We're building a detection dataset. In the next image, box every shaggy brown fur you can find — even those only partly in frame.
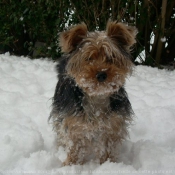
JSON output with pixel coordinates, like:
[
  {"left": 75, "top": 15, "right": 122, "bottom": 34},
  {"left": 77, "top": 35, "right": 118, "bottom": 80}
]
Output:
[{"left": 50, "top": 21, "right": 137, "bottom": 165}]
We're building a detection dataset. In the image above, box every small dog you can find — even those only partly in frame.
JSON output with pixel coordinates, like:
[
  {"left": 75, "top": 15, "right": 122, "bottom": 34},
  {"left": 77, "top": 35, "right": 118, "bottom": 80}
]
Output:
[{"left": 50, "top": 21, "right": 137, "bottom": 165}]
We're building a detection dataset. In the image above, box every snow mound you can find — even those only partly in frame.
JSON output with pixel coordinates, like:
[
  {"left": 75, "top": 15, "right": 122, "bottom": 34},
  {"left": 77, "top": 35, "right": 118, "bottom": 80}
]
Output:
[{"left": 0, "top": 53, "right": 175, "bottom": 175}]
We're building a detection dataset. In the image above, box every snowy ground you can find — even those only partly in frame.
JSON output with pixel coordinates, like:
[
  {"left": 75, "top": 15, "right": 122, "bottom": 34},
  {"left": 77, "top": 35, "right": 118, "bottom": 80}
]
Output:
[{"left": 0, "top": 53, "right": 175, "bottom": 175}]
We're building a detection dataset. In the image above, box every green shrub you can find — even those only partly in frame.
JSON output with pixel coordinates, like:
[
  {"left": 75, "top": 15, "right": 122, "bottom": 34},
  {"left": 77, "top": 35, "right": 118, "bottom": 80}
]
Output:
[
  {"left": 0, "top": 0, "right": 68, "bottom": 59},
  {"left": 1, "top": 0, "right": 175, "bottom": 66}
]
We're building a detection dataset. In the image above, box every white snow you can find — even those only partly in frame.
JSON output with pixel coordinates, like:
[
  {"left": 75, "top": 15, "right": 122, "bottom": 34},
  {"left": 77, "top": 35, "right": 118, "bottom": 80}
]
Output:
[
  {"left": 0, "top": 53, "right": 175, "bottom": 175},
  {"left": 19, "top": 17, "right": 24, "bottom": 21},
  {"left": 161, "top": 37, "right": 166, "bottom": 42}
]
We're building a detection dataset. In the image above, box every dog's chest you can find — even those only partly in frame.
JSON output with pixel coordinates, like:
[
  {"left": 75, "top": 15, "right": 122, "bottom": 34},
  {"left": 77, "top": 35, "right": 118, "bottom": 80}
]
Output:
[{"left": 81, "top": 95, "right": 110, "bottom": 118}]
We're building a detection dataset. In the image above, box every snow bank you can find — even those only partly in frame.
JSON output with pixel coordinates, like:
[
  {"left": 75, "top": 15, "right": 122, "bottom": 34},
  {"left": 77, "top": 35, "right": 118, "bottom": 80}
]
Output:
[{"left": 0, "top": 53, "right": 175, "bottom": 175}]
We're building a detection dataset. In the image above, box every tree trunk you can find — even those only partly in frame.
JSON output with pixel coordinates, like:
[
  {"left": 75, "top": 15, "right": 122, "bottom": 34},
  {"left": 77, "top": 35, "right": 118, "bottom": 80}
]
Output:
[{"left": 155, "top": 0, "right": 167, "bottom": 66}]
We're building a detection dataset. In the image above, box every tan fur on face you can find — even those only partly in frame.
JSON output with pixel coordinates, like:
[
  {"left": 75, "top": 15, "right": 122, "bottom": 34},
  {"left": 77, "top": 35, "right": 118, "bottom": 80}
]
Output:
[
  {"left": 72, "top": 59, "right": 127, "bottom": 96},
  {"left": 66, "top": 34, "right": 133, "bottom": 96},
  {"left": 66, "top": 31, "right": 134, "bottom": 71},
  {"left": 59, "top": 21, "right": 137, "bottom": 97}
]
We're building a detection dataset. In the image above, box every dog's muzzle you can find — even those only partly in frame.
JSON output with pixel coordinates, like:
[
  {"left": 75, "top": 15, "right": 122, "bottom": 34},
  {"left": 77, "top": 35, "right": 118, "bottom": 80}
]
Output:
[{"left": 96, "top": 72, "right": 107, "bottom": 82}]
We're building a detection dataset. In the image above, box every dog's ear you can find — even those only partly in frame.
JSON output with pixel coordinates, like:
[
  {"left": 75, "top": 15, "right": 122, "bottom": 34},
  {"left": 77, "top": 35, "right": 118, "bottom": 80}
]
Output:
[
  {"left": 106, "top": 21, "right": 137, "bottom": 50},
  {"left": 59, "top": 23, "right": 88, "bottom": 53}
]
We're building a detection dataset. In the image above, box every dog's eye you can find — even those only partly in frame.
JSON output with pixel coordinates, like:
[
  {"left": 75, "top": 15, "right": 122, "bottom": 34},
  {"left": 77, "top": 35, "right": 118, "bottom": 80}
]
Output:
[
  {"left": 106, "top": 59, "right": 113, "bottom": 64},
  {"left": 85, "top": 57, "right": 93, "bottom": 61}
]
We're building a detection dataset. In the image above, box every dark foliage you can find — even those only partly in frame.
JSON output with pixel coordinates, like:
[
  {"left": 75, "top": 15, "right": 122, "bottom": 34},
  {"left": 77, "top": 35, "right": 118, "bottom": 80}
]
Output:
[{"left": 0, "top": 0, "right": 175, "bottom": 66}]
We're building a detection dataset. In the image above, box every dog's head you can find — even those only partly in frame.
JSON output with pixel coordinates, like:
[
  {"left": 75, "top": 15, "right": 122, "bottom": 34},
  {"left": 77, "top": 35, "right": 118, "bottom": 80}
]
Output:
[{"left": 59, "top": 21, "right": 137, "bottom": 96}]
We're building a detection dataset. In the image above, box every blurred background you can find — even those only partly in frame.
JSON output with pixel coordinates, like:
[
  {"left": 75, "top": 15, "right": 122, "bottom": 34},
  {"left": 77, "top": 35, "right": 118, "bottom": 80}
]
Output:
[{"left": 0, "top": 0, "right": 175, "bottom": 68}]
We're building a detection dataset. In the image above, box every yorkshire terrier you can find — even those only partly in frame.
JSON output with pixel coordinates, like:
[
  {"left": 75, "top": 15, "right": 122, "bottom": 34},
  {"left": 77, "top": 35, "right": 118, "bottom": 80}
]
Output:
[{"left": 50, "top": 21, "right": 137, "bottom": 165}]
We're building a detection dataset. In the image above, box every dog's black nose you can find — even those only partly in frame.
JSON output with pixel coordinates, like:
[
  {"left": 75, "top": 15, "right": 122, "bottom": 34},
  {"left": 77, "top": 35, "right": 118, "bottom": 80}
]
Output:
[{"left": 96, "top": 72, "right": 107, "bottom": 82}]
